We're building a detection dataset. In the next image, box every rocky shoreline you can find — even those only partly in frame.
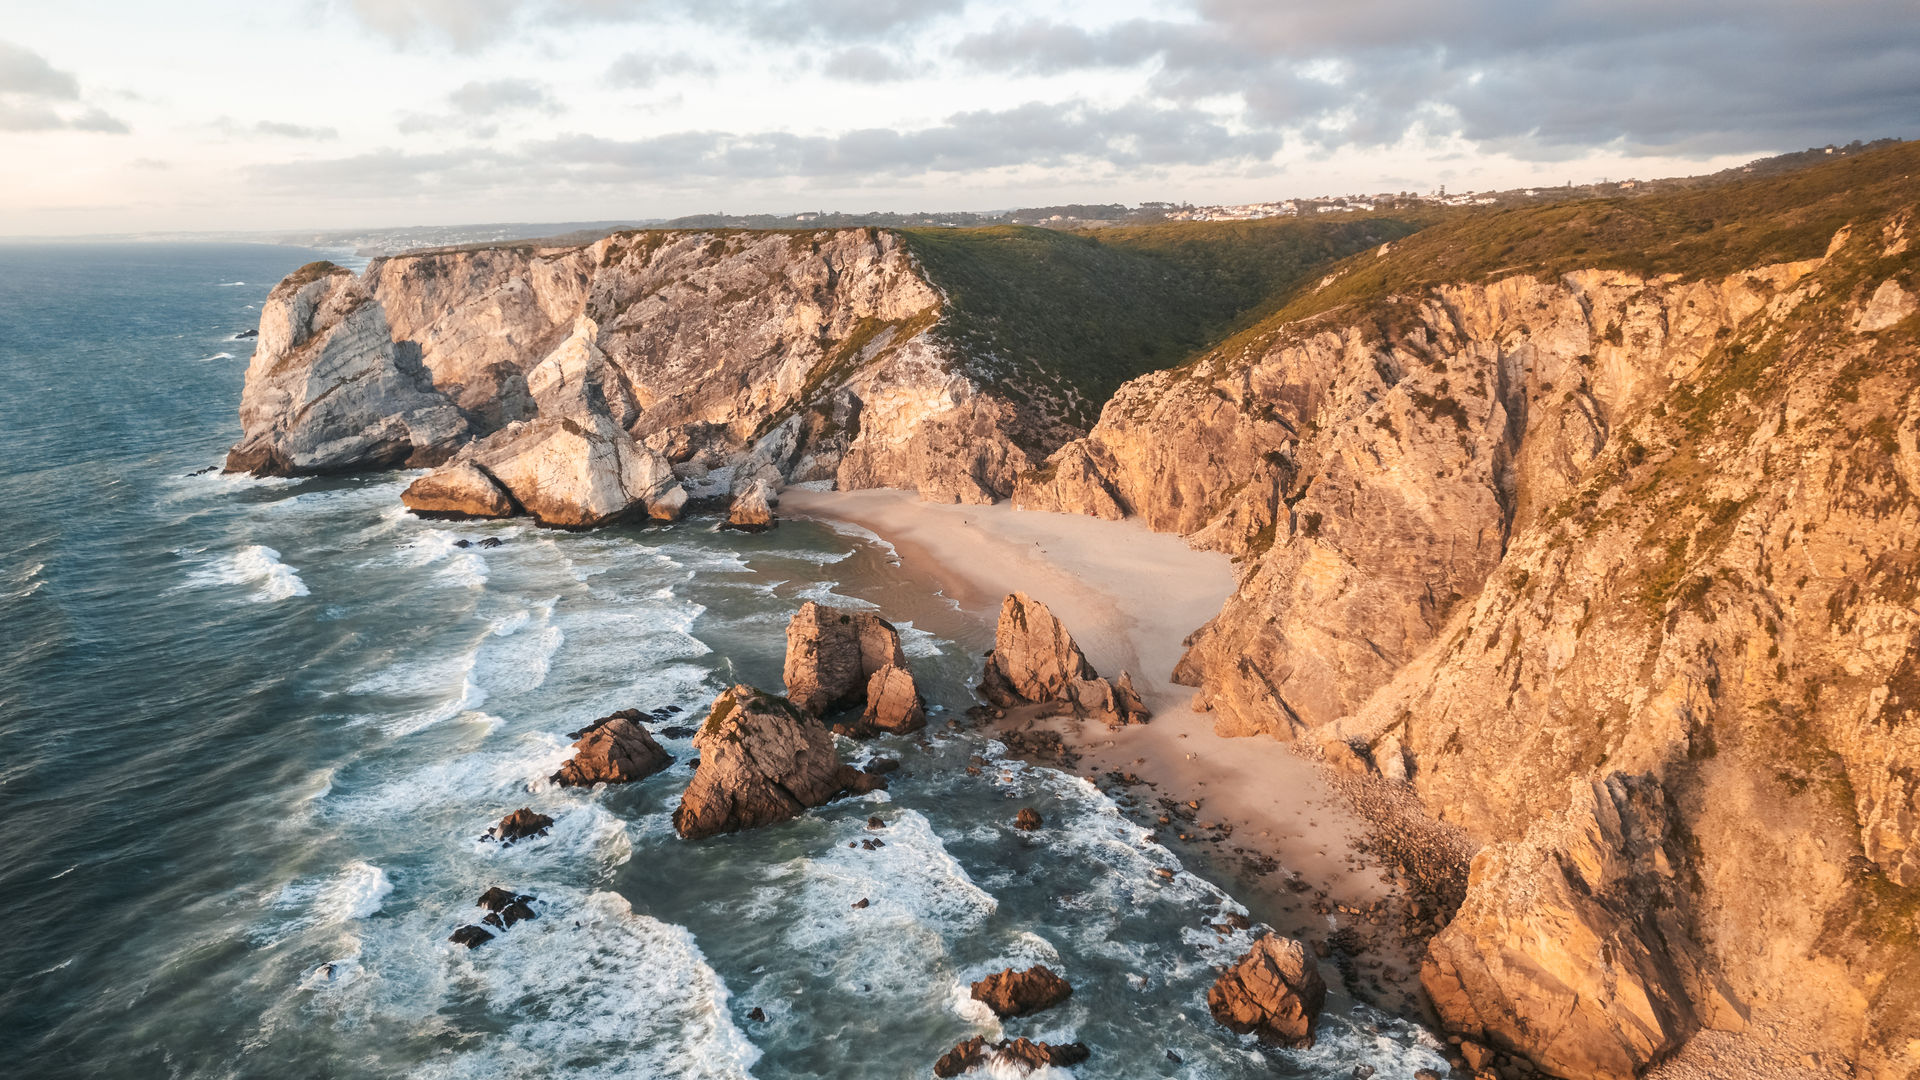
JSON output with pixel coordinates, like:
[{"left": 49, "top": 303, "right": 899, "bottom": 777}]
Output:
[{"left": 221, "top": 149, "right": 1920, "bottom": 1078}]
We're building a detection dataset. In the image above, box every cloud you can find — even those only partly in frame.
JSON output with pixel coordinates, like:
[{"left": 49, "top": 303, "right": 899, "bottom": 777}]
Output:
[
  {"left": 216, "top": 118, "right": 340, "bottom": 140},
  {"left": 0, "top": 41, "right": 128, "bottom": 133},
  {"left": 249, "top": 99, "right": 1278, "bottom": 201},
  {"left": 447, "top": 78, "right": 560, "bottom": 116},
  {"left": 952, "top": 2, "right": 1920, "bottom": 158},
  {"left": 341, "top": 0, "right": 963, "bottom": 50},
  {"left": 820, "top": 46, "right": 913, "bottom": 83},
  {"left": 0, "top": 40, "right": 80, "bottom": 98},
  {"left": 606, "top": 51, "right": 715, "bottom": 88},
  {"left": 395, "top": 78, "right": 562, "bottom": 137}
]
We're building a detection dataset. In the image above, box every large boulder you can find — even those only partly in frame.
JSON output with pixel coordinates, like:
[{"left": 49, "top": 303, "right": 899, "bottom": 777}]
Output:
[
  {"left": 441, "top": 413, "right": 686, "bottom": 529},
  {"left": 673, "top": 685, "right": 885, "bottom": 840},
  {"left": 970, "top": 965, "right": 1072, "bottom": 1018},
  {"left": 550, "top": 709, "right": 673, "bottom": 787},
  {"left": 858, "top": 664, "right": 925, "bottom": 734},
  {"left": 979, "top": 592, "right": 1151, "bottom": 726},
  {"left": 726, "top": 478, "right": 778, "bottom": 531},
  {"left": 1421, "top": 773, "right": 1731, "bottom": 1080},
  {"left": 1207, "top": 933, "right": 1327, "bottom": 1049},
  {"left": 782, "top": 602, "right": 909, "bottom": 715},
  {"left": 401, "top": 462, "right": 516, "bottom": 519},
  {"left": 225, "top": 262, "right": 470, "bottom": 476},
  {"left": 979, "top": 592, "right": 1095, "bottom": 702}
]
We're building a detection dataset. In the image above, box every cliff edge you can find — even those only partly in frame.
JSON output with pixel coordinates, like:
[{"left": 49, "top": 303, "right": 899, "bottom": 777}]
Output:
[{"left": 1016, "top": 142, "right": 1920, "bottom": 1078}]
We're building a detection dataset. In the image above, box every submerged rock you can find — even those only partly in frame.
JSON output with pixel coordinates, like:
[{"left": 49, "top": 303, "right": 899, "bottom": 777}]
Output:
[
  {"left": 782, "top": 601, "right": 909, "bottom": 716},
  {"left": 477, "top": 887, "right": 537, "bottom": 929},
  {"left": 933, "top": 1036, "right": 1090, "bottom": 1077},
  {"left": 550, "top": 709, "right": 673, "bottom": 787},
  {"left": 1014, "top": 807, "right": 1043, "bottom": 831},
  {"left": 448, "top": 924, "right": 494, "bottom": 949},
  {"left": 225, "top": 262, "right": 469, "bottom": 476},
  {"left": 1208, "top": 933, "right": 1327, "bottom": 1049},
  {"left": 970, "top": 965, "right": 1073, "bottom": 1018},
  {"left": 998, "top": 1039, "right": 1090, "bottom": 1071},
  {"left": 401, "top": 462, "right": 516, "bottom": 520},
  {"left": 673, "top": 685, "right": 886, "bottom": 840},
  {"left": 487, "top": 807, "right": 554, "bottom": 846}
]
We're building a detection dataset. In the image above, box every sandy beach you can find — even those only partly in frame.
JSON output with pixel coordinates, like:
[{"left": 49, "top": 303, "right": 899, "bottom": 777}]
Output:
[{"left": 780, "top": 487, "right": 1425, "bottom": 1015}]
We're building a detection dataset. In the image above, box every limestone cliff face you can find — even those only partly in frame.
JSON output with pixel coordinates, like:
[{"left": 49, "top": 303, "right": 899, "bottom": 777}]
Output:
[
  {"left": 1017, "top": 211, "right": 1920, "bottom": 1076},
  {"left": 232, "top": 229, "right": 1034, "bottom": 504},
  {"left": 225, "top": 263, "right": 470, "bottom": 475}
]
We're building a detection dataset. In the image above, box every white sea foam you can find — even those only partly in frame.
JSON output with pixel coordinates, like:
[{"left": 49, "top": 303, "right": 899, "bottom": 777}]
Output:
[
  {"left": 215, "top": 280, "right": 247, "bottom": 286},
  {"left": 469, "top": 601, "right": 563, "bottom": 698},
  {"left": 266, "top": 861, "right": 393, "bottom": 938},
  {"left": 807, "top": 518, "right": 899, "bottom": 562},
  {"left": 3, "top": 560, "right": 44, "bottom": 601},
  {"left": 324, "top": 732, "right": 578, "bottom": 822},
  {"left": 893, "top": 620, "right": 944, "bottom": 659},
  {"left": 186, "top": 544, "right": 310, "bottom": 601},
  {"left": 793, "top": 580, "right": 878, "bottom": 609},
  {"left": 196, "top": 351, "right": 235, "bottom": 363},
  {"left": 437, "top": 551, "right": 489, "bottom": 589},
  {"left": 320, "top": 861, "right": 394, "bottom": 920},
  {"left": 414, "top": 890, "right": 760, "bottom": 1080},
  {"left": 776, "top": 547, "right": 853, "bottom": 566}
]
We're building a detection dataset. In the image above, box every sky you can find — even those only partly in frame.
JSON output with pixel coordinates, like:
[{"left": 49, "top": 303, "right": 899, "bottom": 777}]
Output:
[{"left": 2, "top": 0, "right": 1916, "bottom": 236}]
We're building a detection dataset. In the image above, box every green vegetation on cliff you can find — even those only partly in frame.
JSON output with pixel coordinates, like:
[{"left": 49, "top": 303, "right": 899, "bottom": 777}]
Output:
[
  {"left": 1281, "top": 139, "right": 1920, "bottom": 326},
  {"left": 900, "top": 216, "right": 1429, "bottom": 431}
]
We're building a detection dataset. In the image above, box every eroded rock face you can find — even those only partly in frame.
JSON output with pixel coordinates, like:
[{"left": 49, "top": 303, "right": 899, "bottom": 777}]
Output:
[
  {"left": 401, "top": 462, "right": 516, "bottom": 519},
  {"left": 1207, "top": 934, "right": 1327, "bottom": 1049},
  {"left": 226, "top": 263, "right": 470, "bottom": 475},
  {"left": 452, "top": 414, "right": 685, "bottom": 529},
  {"left": 782, "top": 602, "right": 909, "bottom": 715},
  {"left": 1421, "top": 774, "right": 1723, "bottom": 1080},
  {"left": 980, "top": 592, "right": 1095, "bottom": 702},
  {"left": 859, "top": 664, "right": 924, "bottom": 734},
  {"left": 970, "top": 965, "right": 1072, "bottom": 1018},
  {"left": 672, "top": 685, "right": 883, "bottom": 840},
  {"left": 1016, "top": 214, "right": 1920, "bottom": 1075},
  {"left": 726, "top": 478, "right": 778, "bottom": 531},
  {"left": 978, "top": 592, "right": 1151, "bottom": 726},
  {"left": 550, "top": 710, "right": 673, "bottom": 787}
]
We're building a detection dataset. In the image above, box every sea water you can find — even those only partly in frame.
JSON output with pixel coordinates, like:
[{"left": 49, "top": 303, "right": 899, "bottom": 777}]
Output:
[{"left": 0, "top": 243, "right": 1449, "bottom": 1079}]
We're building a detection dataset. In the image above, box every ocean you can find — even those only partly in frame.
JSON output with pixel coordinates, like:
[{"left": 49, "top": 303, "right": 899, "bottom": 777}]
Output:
[{"left": 0, "top": 243, "right": 1447, "bottom": 1079}]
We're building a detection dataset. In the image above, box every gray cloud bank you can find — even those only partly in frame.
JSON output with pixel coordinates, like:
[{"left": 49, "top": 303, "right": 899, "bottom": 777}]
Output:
[
  {"left": 283, "top": 0, "right": 1919, "bottom": 206},
  {"left": 250, "top": 99, "right": 1274, "bottom": 197},
  {"left": 957, "top": 1, "right": 1920, "bottom": 155}
]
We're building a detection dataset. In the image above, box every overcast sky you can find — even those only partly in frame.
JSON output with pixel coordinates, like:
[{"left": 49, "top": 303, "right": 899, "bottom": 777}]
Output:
[{"left": 3, "top": 0, "right": 1915, "bottom": 236}]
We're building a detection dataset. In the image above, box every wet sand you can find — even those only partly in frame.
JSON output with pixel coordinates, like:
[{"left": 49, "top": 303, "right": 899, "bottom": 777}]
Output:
[{"left": 781, "top": 488, "right": 1421, "bottom": 1012}]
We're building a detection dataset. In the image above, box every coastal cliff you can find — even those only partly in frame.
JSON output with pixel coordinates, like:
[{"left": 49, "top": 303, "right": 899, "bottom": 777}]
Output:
[
  {"left": 219, "top": 143, "right": 1920, "bottom": 1077},
  {"left": 227, "top": 219, "right": 1408, "bottom": 511},
  {"left": 228, "top": 229, "right": 1026, "bottom": 504},
  {"left": 1016, "top": 144, "right": 1920, "bottom": 1077}
]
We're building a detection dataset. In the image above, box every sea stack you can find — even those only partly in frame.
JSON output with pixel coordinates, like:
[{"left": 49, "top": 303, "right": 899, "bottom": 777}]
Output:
[{"left": 672, "top": 685, "right": 887, "bottom": 840}]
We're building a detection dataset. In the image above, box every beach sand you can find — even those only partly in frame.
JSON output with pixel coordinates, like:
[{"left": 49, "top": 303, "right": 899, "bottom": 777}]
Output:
[{"left": 781, "top": 487, "right": 1425, "bottom": 1015}]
